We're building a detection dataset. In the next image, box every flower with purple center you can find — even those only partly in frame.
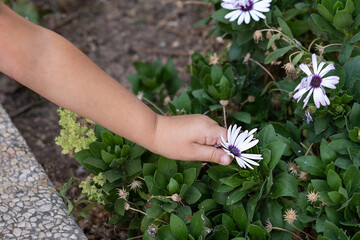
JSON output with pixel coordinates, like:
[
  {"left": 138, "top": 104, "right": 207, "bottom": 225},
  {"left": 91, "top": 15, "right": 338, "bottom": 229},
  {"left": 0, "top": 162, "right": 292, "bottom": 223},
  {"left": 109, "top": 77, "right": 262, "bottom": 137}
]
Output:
[
  {"left": 293, "top": 54, "right": 339, "bottom": 108},
  {"left": 221, "top": 0, "right": 272, "bottom": 25},
  {"left": 220, "top": 124, "right": 262, "bottom": 169}
]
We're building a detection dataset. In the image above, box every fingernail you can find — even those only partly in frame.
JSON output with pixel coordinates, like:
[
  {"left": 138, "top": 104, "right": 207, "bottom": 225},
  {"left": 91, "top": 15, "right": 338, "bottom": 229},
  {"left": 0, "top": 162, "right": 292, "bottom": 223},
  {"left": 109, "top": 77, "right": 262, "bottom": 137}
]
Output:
[{"left": 220, "top": 155, "right": 229, "bottom": 165}]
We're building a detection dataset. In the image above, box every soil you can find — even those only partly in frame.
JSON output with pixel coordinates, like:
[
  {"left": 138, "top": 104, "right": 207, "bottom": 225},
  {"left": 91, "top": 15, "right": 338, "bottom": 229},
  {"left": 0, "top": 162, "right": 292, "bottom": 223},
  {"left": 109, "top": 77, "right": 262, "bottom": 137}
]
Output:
[{"left": 0, "top": 0, "right": 216, "bottom": 239}]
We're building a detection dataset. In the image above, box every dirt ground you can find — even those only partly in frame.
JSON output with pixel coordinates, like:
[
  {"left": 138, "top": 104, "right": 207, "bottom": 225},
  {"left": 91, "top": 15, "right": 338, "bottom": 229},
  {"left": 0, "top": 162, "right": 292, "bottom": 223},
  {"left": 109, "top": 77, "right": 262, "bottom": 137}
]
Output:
[{"left": 0, "top": 0, "right": 216, "bottom": 239}]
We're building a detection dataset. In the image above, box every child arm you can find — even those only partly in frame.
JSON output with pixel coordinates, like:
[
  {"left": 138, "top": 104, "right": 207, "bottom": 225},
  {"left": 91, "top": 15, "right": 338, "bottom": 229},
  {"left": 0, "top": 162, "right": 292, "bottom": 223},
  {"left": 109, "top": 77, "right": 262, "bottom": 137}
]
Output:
[{"left": 0, "top": 3, "right": 231, "bottom": 165}]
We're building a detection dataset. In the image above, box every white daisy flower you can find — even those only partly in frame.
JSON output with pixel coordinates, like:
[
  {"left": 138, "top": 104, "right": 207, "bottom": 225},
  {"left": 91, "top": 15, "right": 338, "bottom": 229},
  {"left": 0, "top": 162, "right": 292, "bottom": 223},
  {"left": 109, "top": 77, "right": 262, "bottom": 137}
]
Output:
[
  {"left": 293, "top": 54, "right": 339, "bottom": 108},
  {"left": 221, "top": 0, "right": 272, "bottom": 25},
  {"left": 220, "top": 124, "right": 262, "bottom": 169}
]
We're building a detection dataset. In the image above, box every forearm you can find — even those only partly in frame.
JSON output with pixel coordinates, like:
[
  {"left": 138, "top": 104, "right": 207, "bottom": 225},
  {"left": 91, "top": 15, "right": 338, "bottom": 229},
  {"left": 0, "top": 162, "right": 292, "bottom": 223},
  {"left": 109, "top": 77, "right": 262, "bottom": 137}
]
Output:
[{"left": 0, "top": 3, "right": 158, "bottom": 150}]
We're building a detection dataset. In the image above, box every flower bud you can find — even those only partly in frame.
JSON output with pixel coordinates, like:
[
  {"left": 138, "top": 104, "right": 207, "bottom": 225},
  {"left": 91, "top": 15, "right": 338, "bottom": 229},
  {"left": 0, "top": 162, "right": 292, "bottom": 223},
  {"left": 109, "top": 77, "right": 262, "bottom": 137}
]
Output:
[
  {"left": 220, "top": 100, "right": 229, "bottom": 106},
  {"left": 171, "top": 193, "right": 181, "bottom": 202},
  {"left": 253, "top": 30, "right": 263, "bottom": 43},
  {"left": 124, "top": 202, "right": 130, "bottom": 211},
  {"left": 247, "top": 95, "right": 255, "bottom": 103}
]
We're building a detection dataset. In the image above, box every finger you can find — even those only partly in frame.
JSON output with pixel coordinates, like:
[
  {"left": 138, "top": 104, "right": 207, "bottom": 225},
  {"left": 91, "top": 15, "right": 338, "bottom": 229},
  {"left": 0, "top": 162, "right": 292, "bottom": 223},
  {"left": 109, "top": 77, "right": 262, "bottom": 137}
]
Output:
[
  {"left": 192, "top": 144, "right": 232, "bottom": 165},
  {"left": 200, "top": 124, "right": 228, "bottom": 146}
]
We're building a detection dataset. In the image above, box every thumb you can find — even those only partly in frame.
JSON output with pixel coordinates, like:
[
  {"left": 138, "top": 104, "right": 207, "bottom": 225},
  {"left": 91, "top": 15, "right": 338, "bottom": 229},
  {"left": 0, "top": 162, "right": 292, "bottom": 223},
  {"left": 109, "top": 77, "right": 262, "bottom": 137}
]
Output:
[{"left": 193, "top": 145, "right": 232, "bottom": 165}]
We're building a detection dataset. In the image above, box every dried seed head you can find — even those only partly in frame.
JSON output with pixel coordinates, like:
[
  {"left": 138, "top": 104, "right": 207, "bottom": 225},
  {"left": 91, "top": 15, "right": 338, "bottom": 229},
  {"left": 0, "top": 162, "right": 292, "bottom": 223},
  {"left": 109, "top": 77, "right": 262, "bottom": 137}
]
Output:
[
  {"left": 209, "top": 53, "right": 219, "bottom": 65},
  {"left": 253, "top": 30, "right": 263, "bottom": 43},
  {"left": 117, "top": 187, "right": 129, "bottom": 200},
  {"left": 288, "top": 162, "right": 300, "bottom": 176},
  {"left": 247, "top": 95, "right": 255, "bottom": 103},
  {"left": 283, "top": 208, "right": 297, "bottom": 224},
  {"left": 298, "top": 171, "right": 309, "bottom": 182},
  {"left": 265, "top": 219, "right": 273, "bottom": 233},
  {"left": 307, "top": 191, "right": 319, "bottom": 203},
  {"left": 266, "top": 30, "right": 273, "bottom": 39},
  {"left": 124, "top": 202, "right": 130, "bottom": 211},
  {"left": 220, "top": 100, "right": 229, "bottom": 107},
  {"left": 283, "top": 62, "right": 295, "bottom": 73},
  {"left": 128, "top": 180, "right": 143, "bottom": 191},
  {"left": 171, "top": 193, "right": 182, "bottom": 202},
  {"left": 163, "top": 96, "right": 172, "bottom": 106},
  {"left": 315, "top": 44, "right": 325, "bottom": 56},
  {"left": 244, "top": 53, "right": 251, "bottom": 63}
]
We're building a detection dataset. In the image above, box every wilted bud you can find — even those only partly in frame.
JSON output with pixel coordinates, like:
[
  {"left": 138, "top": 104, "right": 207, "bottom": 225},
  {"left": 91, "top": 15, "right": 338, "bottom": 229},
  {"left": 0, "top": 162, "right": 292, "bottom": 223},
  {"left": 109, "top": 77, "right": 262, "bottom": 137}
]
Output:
[
  {"left": 253, "top": 30, "right": 263, "bottom": 43},
  {"left": 124, "top": 202, "right": 130, "bottom": 211},
  {"left": 288, "top": 162, "right": 300, "bottom": 176},
  {"left": 171, "top": 193, "right": 182, "bottom": 202},
  {"left": 220, "top": 100, "right": 229, "bottom": 107},
  {"left": 216, "top": 37, "right": 224, "bottom": 44},
  {"left": 298, "top": 171, "right": 309, "bottom": 182},
  {"left": 266, "top": 30, "right": 273, "bottom": 39},
  {"left": 137, "top": 91, "right": 144, "bottom": 101},
  {"left": 243, "top": 53, "right": 251, "bottom": 64},
  {"left": 315, "top": 44, "right": 325, "bottom": 56},
  {"left": 147, "top": 225, "right": 158, "bottom": 238},
  {"left": 307, "top": 191, "right": 319, "bottom": 204},
  {"left": 265, "top": 219, "right": 273, "bottom": 233},
  {"left": 283, "top": 63, "right": 297, "bottom": 80},
  {"left": 247, "top": 95, "right": 255, "bottom": 103}
]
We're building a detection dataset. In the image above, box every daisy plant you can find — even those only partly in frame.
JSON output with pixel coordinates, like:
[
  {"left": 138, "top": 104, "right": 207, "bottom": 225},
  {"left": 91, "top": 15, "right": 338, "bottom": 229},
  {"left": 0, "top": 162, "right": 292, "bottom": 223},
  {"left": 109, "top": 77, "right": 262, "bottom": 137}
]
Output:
[
  {"left": 293, "top": 54, "right": 340, "bottom": 109},
  {"left": 220, "top": 124, "right": 262, "bottom": 169},
  {"left": 221, "top": 0, "right": 272, "bottom": 25}
]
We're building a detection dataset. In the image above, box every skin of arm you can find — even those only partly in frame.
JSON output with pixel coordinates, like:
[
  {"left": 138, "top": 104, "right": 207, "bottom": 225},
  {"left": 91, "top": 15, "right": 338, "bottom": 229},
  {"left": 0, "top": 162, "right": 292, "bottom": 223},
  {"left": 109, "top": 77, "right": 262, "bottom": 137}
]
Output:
[{"left": 0, "top": 3, "right": 231, "bottom": 165}]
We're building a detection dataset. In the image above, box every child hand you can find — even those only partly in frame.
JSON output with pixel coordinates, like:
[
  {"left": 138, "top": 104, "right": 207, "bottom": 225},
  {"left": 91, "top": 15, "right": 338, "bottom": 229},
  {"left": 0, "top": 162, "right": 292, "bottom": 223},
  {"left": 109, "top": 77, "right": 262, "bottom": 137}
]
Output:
[{"left": 151, "top": 114, "right": 232, "bottom": 165}]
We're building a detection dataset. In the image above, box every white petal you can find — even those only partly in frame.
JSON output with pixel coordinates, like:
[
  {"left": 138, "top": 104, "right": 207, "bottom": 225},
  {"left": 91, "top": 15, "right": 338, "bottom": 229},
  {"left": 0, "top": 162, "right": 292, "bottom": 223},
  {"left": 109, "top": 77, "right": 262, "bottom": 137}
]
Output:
[
  {"left": 250, "top": 10, "right": 260, "bottom": 21},
  {"left": 221, "top": 3, "right": 237, "bottom": 9},
  {"left": 251, "top": 10, "right": 266, "bottom": 19},
  {"left": 293, "top": 88, "right": 308, "bottom": 101},
  {"left": 317, "top": 62, "right": 326, "bottom": 74},
  {"left": 321, "top": 81, "right": 337, "bottom": 89},
  {"left": 244, "top": 12, "right": 251, "bottom": 24},
  {"left": 242, "top": 153, "right": 263, "bottom": 160},
  {"left": 229, "top": 11, "right": 242, "bottom": 21},
  {"left": 227, "top": 125, "right": 233, "bottom": 144},
  {"left": 313, "top": 88, "right": 322, "bottom": 108},
  {"left": 232, "top": 126, "right": 242, "bottom": 144},
  {"left": 312, "top": 54, "right": 318, "bottom": 75},
  {"left": 234, "top": 131, "right": 248, "bottom": 147},
  {"left": 240, "top": 139, "right": 259, "bottom": 152},
  {"left": 322, "top": 76, "right": 340, "bottom": 85},
  {"left": 241, "top": 156, "right": 260, "bottom": 166},
  {"left": 294, "top": 78, "right": 307, "bottom": 91},
  {"left": 235, "top": 157, "right": 246, "bottom": 168},
  {"left": 319, "top": 63, "right": 335, "bottom": 77},
  {"left": 302, "top": 88, "right": 314, "bottom": 108},
  {"left": 248, "top": 128, "right": 257, "bottom": 136},
  {"left": 237, "top": 12, "right": 245, "bottom": 25},
  {"left": 299, "top": 64, "right": 312, "bottom": 76},
  {"left": 220, "top": 134, "right": 228, "bottom": 148}
]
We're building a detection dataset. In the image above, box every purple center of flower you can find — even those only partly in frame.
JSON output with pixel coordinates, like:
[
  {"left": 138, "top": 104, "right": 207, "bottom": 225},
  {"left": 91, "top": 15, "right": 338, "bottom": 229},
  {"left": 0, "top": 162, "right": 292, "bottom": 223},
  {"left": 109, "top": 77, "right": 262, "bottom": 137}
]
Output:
[
  {"left": 229, "top": 145, "right": 241, "bottom": 157},
  {"left": 235, "top": 0, "right": 254, "bottom": 11},
  {"left": 310, "top": 75, "right": 322, "bottom": 88}
]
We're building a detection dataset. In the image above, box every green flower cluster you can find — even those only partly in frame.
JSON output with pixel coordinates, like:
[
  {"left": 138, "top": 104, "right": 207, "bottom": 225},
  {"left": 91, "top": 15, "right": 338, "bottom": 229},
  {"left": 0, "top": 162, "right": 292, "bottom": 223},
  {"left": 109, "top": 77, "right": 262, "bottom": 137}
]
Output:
[
  {"left": 79, "top": 173, "right": 106, "bottom": 204},
  {"left": 55, "top": 108, "right": 96, "bottom": 155}
]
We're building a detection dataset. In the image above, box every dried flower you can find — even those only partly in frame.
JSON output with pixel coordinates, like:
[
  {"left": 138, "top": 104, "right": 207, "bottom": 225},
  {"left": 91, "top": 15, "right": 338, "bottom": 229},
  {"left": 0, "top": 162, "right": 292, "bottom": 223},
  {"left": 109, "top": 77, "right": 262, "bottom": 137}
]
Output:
[
  {"left": 137, "top": 91, "right": 144, "bottom": 101},
  {"left": 253, "top": 30, "right": 263, "bottom": 43},
  {"left": 307, "top": 191, "right": 319, "bottom": 204},
  {"left": 204, "top": 227, "right": 212, "bottom": 235},
  {"left": 128, "top": 180, "right": 143, "bottom": 191},
  {"left": 298, "top": 171, "right": 309, "bottom": 182},
  {"left": 305, "top": 108, "right": 313, "bottom": 124},
  {"left": 221, "top": 0, "right": 272, "bottom": 25},
  {"left": 209, "top": 53, "right": 220, "bottom": 65},
  {"left": 124, "top": 202, "right": 130, "bottom": 211},
  {"left": 147, "top": 225, "right": 158, "bottom": 238},
  {"left": 216, "top": 36, "right": 224, "bottom": 44},
  {"left": 266, "top": 30, "right": 273, "bottom": 39},
  {"left": 117, "top": 187, "right": 129, "bottom": 200},
  {"left": 283, "top": 208, "right": 297, "bottom": 224},
  {"left": 315, "top": 44, "right": 325, "bottom": 56},
  {"left": 265, "top": 218, "right": 273, "bottom": 233},
  {"left": 247, "top": 95, "right": 255, "bottom": 103},
  {"left": 244, "top": 53, "right": 251, "bottom": 63},
  {"left": 288, "top": 162, "right": 300, "bottom": 176}
]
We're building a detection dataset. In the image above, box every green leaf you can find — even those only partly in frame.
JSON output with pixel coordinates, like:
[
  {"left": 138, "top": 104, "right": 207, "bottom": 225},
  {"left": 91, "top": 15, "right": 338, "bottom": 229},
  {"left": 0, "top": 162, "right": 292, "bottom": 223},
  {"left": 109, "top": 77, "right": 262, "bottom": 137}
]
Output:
[
  {"left": 199, "top": 199, "right": 219, "bottom": 212},
  {"left": 320, "top": 139, "right": 337, "bottom": 165},
  {"left": 114, "top": 199, "right": 126, "bottom": 216},
  {"left": 264, "top": 46, "right": 294, "bottom": 64},
  {"left": 222, "top": 214, "right": 236, "bottom": 233},
  {"left": 350, "top": 31, "right": 360, "bottom": 43},
  {"left": 214, "top": 225, "right": 229, "bottom": 240},
  {"left": 329, "top": 139, "right": 357, "bottom": 155},
  {"left": 183, "top": 186, "right": 202, "bottom": 204},
  {"left": 233, "top": 111, "right": 252, "bottom": 124},
  {"left": 121, "top": 145, "right": 131, "bottom": 157},
  {"left": 126, "top": 158, "right": 142, "bottom": 176},
  {"left": 248, "top": 224, "right": 267, "bottom": 240},
  {"left": 296, "top": 156, "right": 325, "bottom": 177},
  {"left": 317, "top": 3, "right": 334, "bottom": 21},
  {"left": 350, "top": 103, "right": 360, "bottom": 127},
  {"left": 327, "top": 169, "right": 342, "bottom": 191},
  {"left": 104, "top": 169, "right": 125, "bottom": 183},
  {"left": 314, "top": 117, "right": 330, "bottom": 135},
  {"left": 258, "top": 124, "right": 277, "bottom": 147},
  {"left": 345, "top": 0, "right": 355, "bottom": 14},
  {"left": 328, "top": 191, "right": 346, "bottom": 204},
  {"left": 12, "top": 0, "right": 40, "bottom": 24},
  {"left": 154, "top": 170, "right": 169, "bottom": 189},
  {"left": 102, "top": 131, "right": 114, "bottom": 147},
  {"left": 333, "top": 10, "right": 353, "bottom": 31},
  {"left": 176, "top": 205, "right": 192, "bottom": 224},
  {"left": 157, "top": 225, "right": 177, "bottom": 240},
  {"left": 84, "top": 157, "right": 108, "bottom": 171},
  {"left": 129, "top": 144, "right": 146, "bottom": 160},
  {"left": 278, "top": 17, "right": 293, "bottom": 39},
  {"left": 184, "top": 168, "right": 197, "bottom": 186},
  {"left": 158, "top": 157, "right": 178, "bottom": 181},
  {"left": 271, "top": 172, "right": 298, "bottom": 198},
  {"left": 323, "top": 220, "right": 340, "bottom": 240},
  {"left": 233, "top": 205, "right": 247, "bottom": 232},
  {"left": 311, "top": 13, "right": 336, "bottom": 34},
  {"left": 168, "top": 178, "right": 180, "bottom": 195},
  {"left": 344, "top": 165, "right": 360, "bottom": 192},
  {"left": 170, "top": 214, "right": 188, "bottom": 240},
  {"left": 190, "top": 210, "right": 205, "bottom": 239},
  {"left": 101, "top": 150, "right": 116, "bottom": 164},
  {"left": 146, "top": 199, "right": 164, "bottom": 218}
]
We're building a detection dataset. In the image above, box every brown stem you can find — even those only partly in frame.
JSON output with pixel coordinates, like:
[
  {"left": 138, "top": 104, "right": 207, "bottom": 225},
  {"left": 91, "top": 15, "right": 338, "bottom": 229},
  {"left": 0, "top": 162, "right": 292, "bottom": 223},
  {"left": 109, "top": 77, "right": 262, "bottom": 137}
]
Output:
[{"left": 271, "top": 227, "right": 303, "bottom": 240}]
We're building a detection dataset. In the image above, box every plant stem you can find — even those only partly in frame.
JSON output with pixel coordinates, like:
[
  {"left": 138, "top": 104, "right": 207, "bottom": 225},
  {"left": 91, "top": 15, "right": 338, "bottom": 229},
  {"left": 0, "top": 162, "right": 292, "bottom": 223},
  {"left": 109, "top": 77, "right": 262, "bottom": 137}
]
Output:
[
  {"left": 126, "top": 235, "right": 143, "bottom": 240},
  {"left": 248, "top": 57, "right": 276, "bottom": 82},
  {"left": 290, "top": 223, "right": 316, "bottom": 240},
  {"left": 308, "top": 37, "right": 321, "bottom": 52},
  {"left": 271, "top": 227, "right": 303, "bottom": 240},
  {"left": 142, "top": 97, "right": 166, "bottom": 115},
  {"left": 222, "top": 105, "right": 227, "bottom": 129}
]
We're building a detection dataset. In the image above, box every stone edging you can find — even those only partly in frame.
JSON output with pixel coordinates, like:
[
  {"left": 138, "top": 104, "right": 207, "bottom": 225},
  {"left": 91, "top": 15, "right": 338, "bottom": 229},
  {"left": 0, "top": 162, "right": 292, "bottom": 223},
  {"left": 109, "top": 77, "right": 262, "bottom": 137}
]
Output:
[{"left": 0, "top": 104, "right": 87, "bottom": 239}]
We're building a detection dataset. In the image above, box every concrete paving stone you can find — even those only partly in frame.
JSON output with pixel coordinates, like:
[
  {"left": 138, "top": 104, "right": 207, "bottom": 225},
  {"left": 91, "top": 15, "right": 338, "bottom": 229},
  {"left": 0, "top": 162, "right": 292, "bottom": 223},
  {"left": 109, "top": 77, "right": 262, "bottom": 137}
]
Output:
[{"left": 0, "top": 105, "right": 87, "bottom": 239}]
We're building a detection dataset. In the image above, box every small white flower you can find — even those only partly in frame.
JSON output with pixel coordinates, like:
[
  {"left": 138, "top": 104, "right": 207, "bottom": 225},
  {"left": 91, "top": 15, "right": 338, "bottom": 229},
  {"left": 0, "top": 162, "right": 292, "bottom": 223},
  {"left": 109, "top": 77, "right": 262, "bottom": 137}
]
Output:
[
  {"left": 220, "top": 124, "right": 262, "bottom": 169},
  {"left": 221, "top": 0, "right": 272, "bottom": 25},
  {"left": 293, "top": 54, "right": 339, "bottom": 108}
]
